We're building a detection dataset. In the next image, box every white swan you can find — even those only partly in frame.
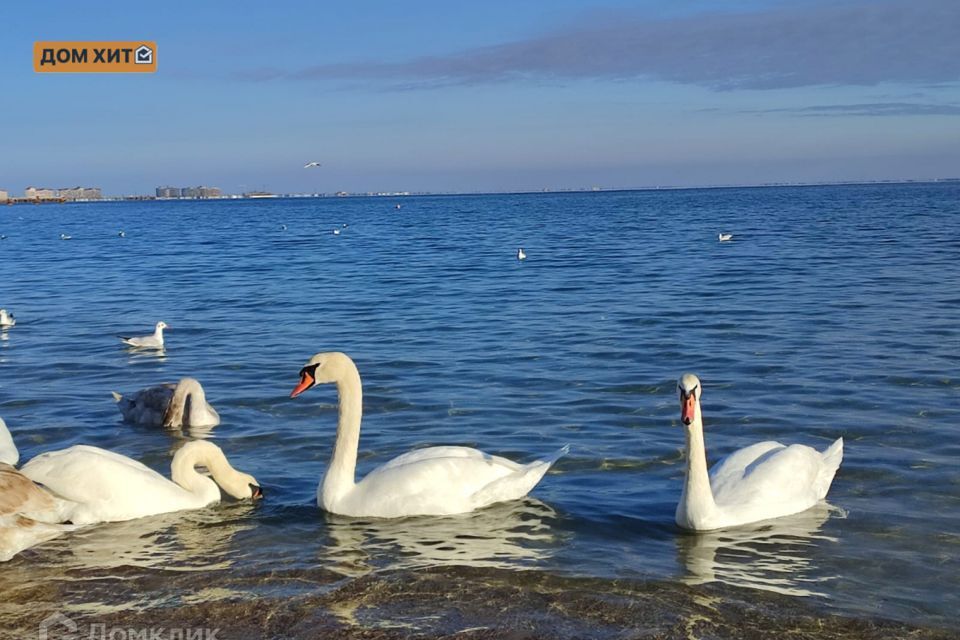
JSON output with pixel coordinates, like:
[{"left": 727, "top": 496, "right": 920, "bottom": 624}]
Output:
[
  {"left": 0, "top": 309, "right": 15, "bottom": 328},
  {"left": 517, "top": 248, "right": 527, "bottom": 261},
  {"left": 718, "top": 233, "right": 733, "bottom": 242},
  {"left": 20, "top": 440, "right": 262, "bottom": 525},
  {"left": 290, "top": 352, "right": 566, "bottom": 517},
  {"left": 675, "top": 373, "right": 843, "bottom": 532},
  {"left": 112, "top": 377, "right": 220, "bottom": 429},
  {"left": 1, "top": 418, "right": 76, "bottom": 561},
  {"left": 119, "top": 321, "right": 167, "bottom": 349}
]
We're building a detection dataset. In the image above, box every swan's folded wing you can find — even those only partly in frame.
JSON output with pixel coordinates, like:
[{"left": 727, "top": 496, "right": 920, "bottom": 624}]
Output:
[
  {"left": 710, "top": 442, "right": 783, "bottom": 482},
  {"left": 373, "top": 446, "right": 523, "bottom": 474},
  {"left": 0, "top": 465, "right": 59, "bottom": 517},
  {"left": 712, "top": 443, "right": 825, "bottom": 509},
  {"left": 19, "top": 445, "right": 167, "bottom": 507}
]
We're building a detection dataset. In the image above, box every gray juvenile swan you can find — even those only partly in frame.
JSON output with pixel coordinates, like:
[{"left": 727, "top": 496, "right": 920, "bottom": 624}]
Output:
[{"left": 112, "top": 377, "right": 220, "bottom": 429}]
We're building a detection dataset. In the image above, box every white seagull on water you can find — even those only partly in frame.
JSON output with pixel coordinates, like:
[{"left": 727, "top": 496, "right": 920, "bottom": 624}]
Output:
[
  {"left": 517, "top": 248, "right": 527, "bottom": 261},
  {"left": 718, "top": 233, "right": 733, "bottom": 242},
  {"left": 118, "top": 321, "right": 168, "bottom": 349}
]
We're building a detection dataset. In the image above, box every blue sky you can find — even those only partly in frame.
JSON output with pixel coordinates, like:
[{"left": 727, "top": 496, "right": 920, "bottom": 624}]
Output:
[{"left": 2, "top": 0, "right": 958, "bottom": 195}]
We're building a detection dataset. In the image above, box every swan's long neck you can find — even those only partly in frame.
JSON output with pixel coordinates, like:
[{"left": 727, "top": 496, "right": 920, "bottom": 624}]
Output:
[
  {"left": 321, "top": 362, "right": 363, "bottom": 507},
  {"left": 678, "top": 400, "right": 716, "bottom": 528},
  {"left": 177, "top": 379, "right": 213, "bottom": 425},
  {"left": 170, "top": 443, "right": 226, "bottom": 507}
]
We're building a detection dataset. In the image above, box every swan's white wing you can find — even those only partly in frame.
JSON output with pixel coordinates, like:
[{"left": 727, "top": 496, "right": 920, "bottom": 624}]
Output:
[
  {"left": 373, "top": 446, "right": 522, "bottom": 474},
  {"left": 709, "top": 441, "right": 785, "bottom": 492},
  {"left": 20, "top": 446, "right": 187, "bottom": 524},
  {"left": 0, "top": 418, "right": 18, "bottom": 466},
  {"left": 711, "top": 443, "right": 826, "bottom": 512},
  {"left": 329, "top": 446, "right": 563, "bottom": 518}
]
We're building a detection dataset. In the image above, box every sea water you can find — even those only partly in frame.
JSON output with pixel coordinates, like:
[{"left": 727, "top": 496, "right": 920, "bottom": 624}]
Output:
[{"left": 0, "top": 183, "right": 957, "bottom": 635}]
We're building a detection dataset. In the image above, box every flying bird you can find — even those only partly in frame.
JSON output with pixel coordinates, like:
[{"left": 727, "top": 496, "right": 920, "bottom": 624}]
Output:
[{"left": 304, "top": 162, "right": 322, "bottom": 169}]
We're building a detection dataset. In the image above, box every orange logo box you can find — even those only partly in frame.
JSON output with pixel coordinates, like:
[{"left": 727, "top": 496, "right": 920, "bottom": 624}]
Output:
[{"left": 34, "top": 41, "right": 157, "bottom": 73}]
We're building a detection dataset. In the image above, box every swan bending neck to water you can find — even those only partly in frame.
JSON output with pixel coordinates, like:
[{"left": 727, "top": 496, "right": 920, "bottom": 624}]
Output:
[
  {"left": 112, "top": 377, "right": 220, "bottom": 429},
  {"left": 290, "top": 352, "right": 566, "bottom": 518},
  {"left": 675, "top": 373, "right": 842, "bottom": 532},
  {"left": 20, "top": 440, "right": 261, "bottom": 525}
]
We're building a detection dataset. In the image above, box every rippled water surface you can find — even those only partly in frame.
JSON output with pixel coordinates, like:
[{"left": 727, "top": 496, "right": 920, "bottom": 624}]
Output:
[{"left": 1, "top": 184, "right": 958, "bottom": 632}]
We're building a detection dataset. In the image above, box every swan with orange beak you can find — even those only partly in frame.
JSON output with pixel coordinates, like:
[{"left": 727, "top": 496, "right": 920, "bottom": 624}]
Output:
[{"left": 675, "top": 373, "right": 843, "bottom": 532}]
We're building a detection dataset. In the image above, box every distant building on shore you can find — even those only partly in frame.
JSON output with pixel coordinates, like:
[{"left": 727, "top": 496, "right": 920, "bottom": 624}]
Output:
[
  {"left": 156, "top": 186, "right": 181, "bottom": 198},
  {"left": 0, "top": 189, "right": 8, "bottom": 203},
  {"left": 179, "top": 186, "right": 222, "bottom": 199},
  {"left": 24, "top": 186, "right": 101, "bottom": 201},
  {"left": 242, "top": 191, "right": 276, "bottom": 198},
  {"left": 25, "top": 186, "right": 57, "bottom": 200},
  {"left": 58, "top": 186, "right": 102, "bottom": 201}
]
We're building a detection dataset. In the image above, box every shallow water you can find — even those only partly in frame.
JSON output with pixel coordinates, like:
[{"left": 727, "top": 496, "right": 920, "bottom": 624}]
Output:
[{"left": 1, "top": 184, "right": 958, "bottom": 633}]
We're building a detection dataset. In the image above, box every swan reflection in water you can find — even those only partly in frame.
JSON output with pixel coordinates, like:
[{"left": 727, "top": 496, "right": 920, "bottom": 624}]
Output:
[
  {"left": 321, "top": 497, "right": 561, "bottom": 576},
  {"left": 676, "top": 502, "right": 843, "bottom": 597},
  {"left": 27, "top": 502, "right": 257, "bottom": 574}
]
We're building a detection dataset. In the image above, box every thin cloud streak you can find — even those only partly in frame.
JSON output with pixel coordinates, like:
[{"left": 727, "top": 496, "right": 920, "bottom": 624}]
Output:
[
  {"left": 240, "top": 0, "right": 960, "bottom": 91},
  {"left": 752, "top": 103, "right": 960, "bottom": 117}
]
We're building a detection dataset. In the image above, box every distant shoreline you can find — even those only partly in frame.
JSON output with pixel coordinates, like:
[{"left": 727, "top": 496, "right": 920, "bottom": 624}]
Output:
[{"left": 2, "top": 177, "right": 957, "bottom": 206}]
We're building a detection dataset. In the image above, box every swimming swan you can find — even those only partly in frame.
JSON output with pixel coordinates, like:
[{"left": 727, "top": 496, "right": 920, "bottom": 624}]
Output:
[
  {"left": 118, "top": 321, "right": 168, "bottom": 349},
  {"left": 290, "top": 352, "right": 566, "bottom": 518},
  {"left": 675, "top": 373, "right": 842, "bottom": 531},
  {"left": 112, "top": 377, "right": 220, "bottom": 429},
  {"left": 20, "top": 440, "right": 261, "bottom": 525},
  {"left": 0, "top": 418, "right": 76, "bottom": 561}
]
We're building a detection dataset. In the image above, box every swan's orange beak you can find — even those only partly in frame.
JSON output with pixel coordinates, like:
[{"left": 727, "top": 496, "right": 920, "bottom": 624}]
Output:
[
  {"left": 681, "top": 394, "right": 696, "bottom": 426},
  {"left": 290, "top": 371, "right": 315, "bottom": 398}
]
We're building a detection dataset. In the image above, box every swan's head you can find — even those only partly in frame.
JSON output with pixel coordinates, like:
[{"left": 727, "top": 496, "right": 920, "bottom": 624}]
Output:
[
  {"left": 221, "top": 469, "right": 264, "bottom": 501},
  {"left": 678, "top": 373, "right": 701, "bottom": 426},
  {"left": 156, "top": 321, "right": 169, "bottom": 331},
  {"left": 290, "top": 351, "right": 355, "bottom": 397},
  {"left": 174, "top": 440, "right": 263, "bottom": 500}
]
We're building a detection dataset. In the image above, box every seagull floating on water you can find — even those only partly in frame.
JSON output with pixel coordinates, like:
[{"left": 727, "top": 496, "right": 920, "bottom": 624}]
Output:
[
  {"left": 0, "top": 309, "right": 15, "bottom": 328},
  {"left": 304, "top": 162, "right": 322, "bottom": 169},
  {"left": 333, "top": 228, "right": 341, "bottom": 236},
  {"left": 60, "top": 233, "right": 72, "bottom": 241},
  {"left": 395, "top": 204, "right": 402, "bottom": 210},
  {"left": 118, "top": 230, "right": 126, "bottom": 238},
  {"left": 718, "top": 233, "right": 733, "bottom": 242},
  {"left": 281, "top": 224, "right": 287, "bottom": 231},
  {"left": 118, "top": 321, "right": 168, "bottom": 349},
  {"left": 517, "top": 248, "right": 527, "bottom": 261},
  {"left": 0, "top": 235, "right": 7, "bottom": 240}
]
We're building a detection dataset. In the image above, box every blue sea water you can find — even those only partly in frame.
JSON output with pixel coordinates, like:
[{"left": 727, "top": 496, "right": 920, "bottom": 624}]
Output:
[{"left": 0, "top": 183, "right": 958, "bottom": 630}]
